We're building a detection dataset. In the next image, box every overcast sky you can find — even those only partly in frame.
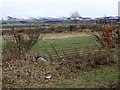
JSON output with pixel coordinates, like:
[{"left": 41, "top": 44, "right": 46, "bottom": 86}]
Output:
[{"left": 0, "top": 0, "right": 119, "bottom": 18}]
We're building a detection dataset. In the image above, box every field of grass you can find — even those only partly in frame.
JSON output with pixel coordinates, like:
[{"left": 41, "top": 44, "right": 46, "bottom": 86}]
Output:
[
  {"left": 30, "top": 35, "right": 98, "bottom": 55},
  {"left": 29, "top": 34, "right": 118, "bottom": 88},
  {"left": 44, "top": 65, "right": 118, "bottom": 88},
  {"left": 2, "top": 31, "right": 119, "bottom": 88}
]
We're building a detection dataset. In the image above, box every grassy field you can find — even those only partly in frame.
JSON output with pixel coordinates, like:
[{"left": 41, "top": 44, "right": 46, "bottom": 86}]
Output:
[
  {"left": 29, "top": 34, "right": 118, "bottom": 88},
  {"left": 30, "top": 35, "right": 98, "bottom": 54},
  {"left": 44, "top": 65, "right": 118, "bottom": 88},
  {"left": 1, "top": 32, "right": 97, "bottom": 54},
  {"left": 2, "top": 31, "right": 118, "bottom": 88}
]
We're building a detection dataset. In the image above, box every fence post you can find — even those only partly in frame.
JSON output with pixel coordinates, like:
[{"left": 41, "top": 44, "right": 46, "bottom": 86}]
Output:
[{"left": 51, "top": 43, "right": 60, "bottom": 60}]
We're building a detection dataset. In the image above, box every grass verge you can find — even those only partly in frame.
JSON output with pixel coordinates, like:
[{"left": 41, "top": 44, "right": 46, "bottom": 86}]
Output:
[{"left": 45, "top": 65, "right": 118, "bottom": 88}]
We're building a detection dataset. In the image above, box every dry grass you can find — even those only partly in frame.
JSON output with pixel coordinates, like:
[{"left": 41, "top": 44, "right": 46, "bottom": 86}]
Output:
[
  {"left": 42, "top": 32, "right": 90, "bottom": 39},
  {"left": 1, "top": 32, "right": 90, "bottom": 42}
]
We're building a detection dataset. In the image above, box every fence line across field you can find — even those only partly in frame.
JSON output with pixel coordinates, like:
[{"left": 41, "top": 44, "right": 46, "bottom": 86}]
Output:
[{"left": 47, "top": 47, "right": 114, "bottom": 61}]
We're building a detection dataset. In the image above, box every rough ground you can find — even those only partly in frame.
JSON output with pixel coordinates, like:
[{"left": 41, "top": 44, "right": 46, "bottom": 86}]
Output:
[
  {"left": 1, "top": 32, "right": 90, "bottom": 42},
  {"left": 0, "top": 66, "right": 1, "bottom": 89},
  {"left": 42, "top": 32, "right": 90, "bottom": 39},
  {"left": 0, "top": 32, "right": 90, "bottom": 88}
]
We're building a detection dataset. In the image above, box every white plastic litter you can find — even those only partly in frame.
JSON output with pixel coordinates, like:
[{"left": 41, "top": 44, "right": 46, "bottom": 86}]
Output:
[{"left": 45, "top": 74, "right": 52, "bottom": 79}]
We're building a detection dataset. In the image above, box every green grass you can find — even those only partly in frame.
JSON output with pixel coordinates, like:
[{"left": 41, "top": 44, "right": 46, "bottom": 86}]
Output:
[
  {"left": 2, "top": 34, "right": 118, "bottom": 88},
  {"left": 45, "top": 65, "right": 118, "bottom": 88},
  {"left": 1, "top": 35, "right": 98, "bottom": 55},
  {"left": 30, "top": 36, "right": 97, "bottom": 54}
]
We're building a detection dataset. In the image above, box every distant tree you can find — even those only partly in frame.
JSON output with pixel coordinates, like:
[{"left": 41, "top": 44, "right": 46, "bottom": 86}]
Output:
[{"left": 70, "top": 11, "right": 81, "bottom": 24}]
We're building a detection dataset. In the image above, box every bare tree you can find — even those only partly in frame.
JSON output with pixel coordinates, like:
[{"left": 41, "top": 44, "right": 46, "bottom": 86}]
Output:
[{"left": 70, "top": 10, "right": 81, "bottom": 24}]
